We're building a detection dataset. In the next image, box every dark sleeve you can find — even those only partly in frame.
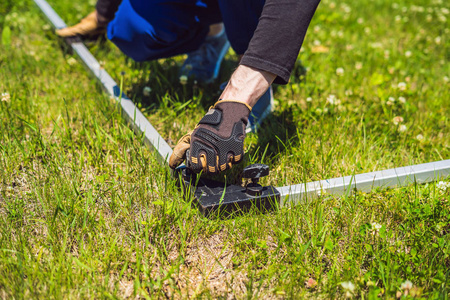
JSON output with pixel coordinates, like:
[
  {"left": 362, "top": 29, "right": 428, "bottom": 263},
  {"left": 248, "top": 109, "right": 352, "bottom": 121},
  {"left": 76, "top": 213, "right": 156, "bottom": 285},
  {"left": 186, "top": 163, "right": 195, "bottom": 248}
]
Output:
[
  {"left": 96, "top": 0, "right": 122, "bottom": 21},
  {"left": 239, "top": 0, "right": 321, "bottom": 85}
]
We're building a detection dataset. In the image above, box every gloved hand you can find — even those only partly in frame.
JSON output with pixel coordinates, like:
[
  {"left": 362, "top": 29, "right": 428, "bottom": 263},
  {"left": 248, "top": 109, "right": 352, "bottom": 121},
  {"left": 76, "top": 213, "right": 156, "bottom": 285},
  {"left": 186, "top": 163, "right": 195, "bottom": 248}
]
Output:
[
  {"left": 56, "top": 11, "right": 107, "bottom": 38},
  {"left": 169, "top": 100, "right": 251, "bottom": 174}
]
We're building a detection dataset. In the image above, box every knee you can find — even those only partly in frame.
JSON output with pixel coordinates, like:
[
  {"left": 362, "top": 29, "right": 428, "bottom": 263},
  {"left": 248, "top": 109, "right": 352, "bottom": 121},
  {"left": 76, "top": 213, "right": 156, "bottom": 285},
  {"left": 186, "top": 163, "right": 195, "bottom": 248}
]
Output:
[{"left": 107, "top": 1, "right": 183, "bottom": 61}]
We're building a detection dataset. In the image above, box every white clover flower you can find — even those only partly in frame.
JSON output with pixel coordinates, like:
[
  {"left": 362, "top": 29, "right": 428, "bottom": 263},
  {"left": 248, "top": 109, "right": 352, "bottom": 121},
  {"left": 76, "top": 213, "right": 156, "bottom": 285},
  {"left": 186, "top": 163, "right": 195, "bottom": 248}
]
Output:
[
  {"left": 398, "top": 96, "right": 406, "bottom": 104},
  {"left": 143, "top": 86, "right": 152, "bottom": 96},
  {"left": 42, "top": 24, "right": 51, "bottom": 31},
  {"left": 395, "top": 15, "right": 402, "bottom": 22},
  {"left": 416, "top": 134, "right": 424, "bottom": 141},
  {"left": 398, "top": 82, "right": 407, "bottom": 91},
  {"left": 306, "top": 97, "right": 312, "bottom": 102},
  {"left": 313, "top": 40, "right": 321, "bottom": 46},
  {"left": 405, "top": 51, "right": 412, "bottom": 58},
  {"left": 438, "top": 15, "right": 447, "bottom": 23},
  {"left": 370, "top": 42, "right": 382, "bottom": 49},
  {"left": 67, "top": 57, "right": 77, "bottom": 66},
  {"left": 342, "top": 4, "right": 351, "bottom": 13},
  {"left": 444, "top": 76, "right": 449, "bottom": 82},
  {"left": 392, "top": 116, "right": 404, "bottom": 125},
  {"left": 313, "top": 25, "right": 321, "bottom": 33},
  {"left": 355, "top": 62, "right": 363, "bottom": 70},
  {"left": 329, "top": 2, "right": 336, "bottom": 9},
  {"left": 371, "top": 222, "right": 382, "bottom": 230},
  {"left": 364, "top": 27, "right": 371, "bottom": 34},
  {"left": 442, "top": 8, "right": 449, "bottom": 15},
  {"left": 327, "top": 94, "right": 336, "bottom": 104},
  {"left": 386, "top": 97, "right": 395, "bottom": 106},
  {"left": 399, "top": 124, "right": 407, "bottom": 132},
  {"left": 435, "top": 36, "right": 441, "bottom": 44},
  {"left": 436, "top": 181, "right": 450, "bottom": 192},
  {"left": 1, "top": 93, "right": 10, "bottom": 102},
  {"left": 426, "top": 14, "right": 433, "bottom": 22},
  {"left": 327, "top": 94, "right": 341, "bottom": 105},
  {"left": 357, "top": 18, "right": 364, "bottom": 24},
  {"left": 179, "top": 75, "right": 188, "bottom": 85},
  {"left": 400, "top": 280, "right": 413, "bottom": 290},
  {"left": 341, "top": 281, "right": 355, "bottom": 292},
  {"left": 336, "top": 68, "right": 344, "bottom": 76},
  {"left": 346, "top": 44, "right": 354, "bottom": 51},
  {"left": 392, "top": 3, "right": 399, "bottom": 9},
  {"left": 345, "top": 89, "right": 353, "bottom": 96}
]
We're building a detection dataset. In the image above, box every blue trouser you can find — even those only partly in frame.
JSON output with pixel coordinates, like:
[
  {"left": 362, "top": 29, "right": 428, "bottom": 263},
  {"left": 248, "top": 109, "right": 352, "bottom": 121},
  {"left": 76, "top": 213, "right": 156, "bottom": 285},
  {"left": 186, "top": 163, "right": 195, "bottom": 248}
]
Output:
[{"left": 107, "top": 0, "right": 265, "bottom": 61}]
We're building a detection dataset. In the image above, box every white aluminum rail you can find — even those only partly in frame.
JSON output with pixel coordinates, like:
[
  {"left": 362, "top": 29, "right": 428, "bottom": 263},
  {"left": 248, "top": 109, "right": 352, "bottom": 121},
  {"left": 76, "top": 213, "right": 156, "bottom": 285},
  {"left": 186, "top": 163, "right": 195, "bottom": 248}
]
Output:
[
  {"left": 34, "top": 0, "right": 173, "bottom": 164},
  {"left": 34, "top": 0, "right": 450, "bottom": 205},
  {"left": 278, "top": 160, "right": 450, "bottom": 205}
]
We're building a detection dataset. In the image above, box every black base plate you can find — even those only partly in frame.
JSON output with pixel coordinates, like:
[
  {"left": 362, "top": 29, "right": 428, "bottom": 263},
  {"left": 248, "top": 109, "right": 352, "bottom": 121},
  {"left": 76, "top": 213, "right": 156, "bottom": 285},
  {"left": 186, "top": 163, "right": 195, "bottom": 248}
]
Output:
[{"left": 178, "top": 167, "right": 280, "bottom": 217}]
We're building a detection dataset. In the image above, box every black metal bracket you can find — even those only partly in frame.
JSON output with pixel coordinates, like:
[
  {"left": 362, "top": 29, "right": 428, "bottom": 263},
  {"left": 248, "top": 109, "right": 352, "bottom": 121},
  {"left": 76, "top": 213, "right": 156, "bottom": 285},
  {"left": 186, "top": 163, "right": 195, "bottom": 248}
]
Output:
[{"left": 176, "top": 165, "right": 280, "bottom": 217}]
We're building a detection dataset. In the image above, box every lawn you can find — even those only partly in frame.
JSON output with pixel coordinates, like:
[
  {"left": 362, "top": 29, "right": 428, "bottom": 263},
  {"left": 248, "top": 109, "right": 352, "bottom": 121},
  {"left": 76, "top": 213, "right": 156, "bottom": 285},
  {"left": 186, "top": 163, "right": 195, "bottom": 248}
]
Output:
[{"left": 1, "top": 0, "right": 449, "bottom": 298}]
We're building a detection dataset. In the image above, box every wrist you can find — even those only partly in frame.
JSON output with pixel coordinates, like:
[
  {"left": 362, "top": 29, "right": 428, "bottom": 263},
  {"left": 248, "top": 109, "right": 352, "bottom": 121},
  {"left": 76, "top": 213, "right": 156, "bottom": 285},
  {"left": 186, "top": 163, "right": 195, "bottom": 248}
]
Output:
[{"left": 220, "top": 65, "right": 276, "bottom": 108}]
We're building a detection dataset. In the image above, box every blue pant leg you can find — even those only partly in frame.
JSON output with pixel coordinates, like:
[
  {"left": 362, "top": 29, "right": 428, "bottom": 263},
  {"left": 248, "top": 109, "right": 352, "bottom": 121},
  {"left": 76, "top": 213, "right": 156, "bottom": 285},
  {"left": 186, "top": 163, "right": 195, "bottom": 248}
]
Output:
[
  {"left": 218, "top": 0, "right": 266, "bottom": 55},
  {"left": 107, "top": 0, "right": 220, "bottom": 61}
]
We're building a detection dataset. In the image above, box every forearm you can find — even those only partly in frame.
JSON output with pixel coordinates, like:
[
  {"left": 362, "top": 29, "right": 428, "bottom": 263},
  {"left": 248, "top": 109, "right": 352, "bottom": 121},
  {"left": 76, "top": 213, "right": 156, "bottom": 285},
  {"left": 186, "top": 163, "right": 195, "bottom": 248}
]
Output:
[
  {"left": 220, "top": 65, "right": 276, "bottom": 107},
  {"left": 240, "top": 0, "right": 321, "bottom": 84}
]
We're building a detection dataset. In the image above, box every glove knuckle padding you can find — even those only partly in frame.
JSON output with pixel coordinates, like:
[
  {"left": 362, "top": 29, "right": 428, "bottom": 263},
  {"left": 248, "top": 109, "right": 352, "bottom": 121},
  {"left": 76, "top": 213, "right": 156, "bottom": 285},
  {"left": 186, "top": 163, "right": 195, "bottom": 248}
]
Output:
[{"left": 189, "top": 101, "right": 250, "bottom": 173}]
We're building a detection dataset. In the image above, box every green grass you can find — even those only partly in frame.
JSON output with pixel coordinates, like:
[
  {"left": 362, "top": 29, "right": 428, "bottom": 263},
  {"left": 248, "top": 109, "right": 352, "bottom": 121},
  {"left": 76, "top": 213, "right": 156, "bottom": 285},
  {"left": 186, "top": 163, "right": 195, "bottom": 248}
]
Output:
[{"left": 1, "top": 0, "right": 449, "bottom": 298}]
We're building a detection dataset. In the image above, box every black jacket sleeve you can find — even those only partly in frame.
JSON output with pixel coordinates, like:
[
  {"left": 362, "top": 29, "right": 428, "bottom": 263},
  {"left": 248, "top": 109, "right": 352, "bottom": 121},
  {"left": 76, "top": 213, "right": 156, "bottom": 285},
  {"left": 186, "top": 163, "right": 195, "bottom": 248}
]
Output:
[
  {"left": 96, "top": 0, "right": 122, "bottom": 21},
  {"left": 240, "top": 0, "right": 321, "bottom": 84}
]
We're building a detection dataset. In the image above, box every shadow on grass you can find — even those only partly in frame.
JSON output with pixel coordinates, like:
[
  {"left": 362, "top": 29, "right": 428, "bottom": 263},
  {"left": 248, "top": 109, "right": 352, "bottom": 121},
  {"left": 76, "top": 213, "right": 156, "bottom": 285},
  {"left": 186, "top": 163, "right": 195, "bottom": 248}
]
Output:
[
  {"left": 248, "top": 103, "right": 300, "bottom": 162},
  {"left": 124, "top": 54, "right": 240, "bottom": 113}
]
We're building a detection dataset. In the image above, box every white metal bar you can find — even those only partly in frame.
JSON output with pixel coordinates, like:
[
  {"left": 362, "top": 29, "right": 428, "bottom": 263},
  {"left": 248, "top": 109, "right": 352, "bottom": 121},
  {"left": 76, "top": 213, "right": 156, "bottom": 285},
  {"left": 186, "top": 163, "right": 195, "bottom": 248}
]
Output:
[
  {"left": 278, "top": 160, "right": 450, "bottom": 205},
  {"left": 34, "top": 0, "right": 66, "bottom": 29},
  {"left": 34, "top": 0, "right": 173, "bottom": 164}
]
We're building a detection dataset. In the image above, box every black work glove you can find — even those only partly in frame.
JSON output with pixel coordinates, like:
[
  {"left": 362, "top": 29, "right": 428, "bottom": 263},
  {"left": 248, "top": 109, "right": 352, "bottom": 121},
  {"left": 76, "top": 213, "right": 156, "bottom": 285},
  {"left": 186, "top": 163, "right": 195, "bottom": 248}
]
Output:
[{"left": 169, "top": 100, "right": 251, "bottom": 174}]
